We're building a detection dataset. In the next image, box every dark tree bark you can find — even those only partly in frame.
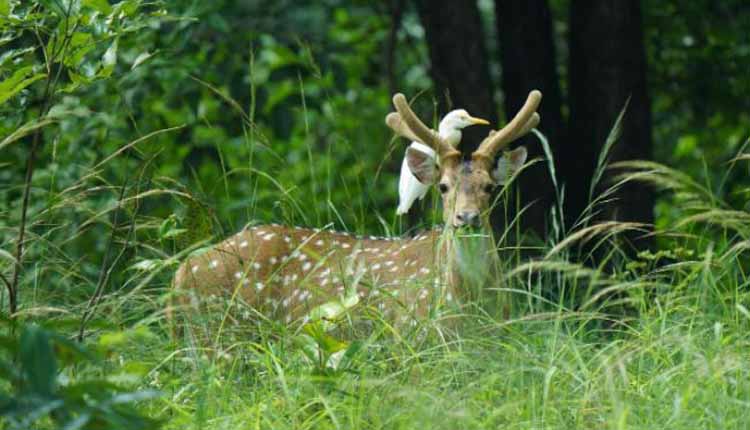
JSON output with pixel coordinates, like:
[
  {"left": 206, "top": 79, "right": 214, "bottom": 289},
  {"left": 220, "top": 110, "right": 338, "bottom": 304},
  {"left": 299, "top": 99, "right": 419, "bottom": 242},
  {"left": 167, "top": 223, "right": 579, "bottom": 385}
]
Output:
[
  {"left": 566, "top": 0, "right": 653, "bottom": 246},
  {"left": 495, "top": 0, "right": 566, "bottom": 238},
  {"left": 413, "top": 0, "right": 495, "bottom": 153}
]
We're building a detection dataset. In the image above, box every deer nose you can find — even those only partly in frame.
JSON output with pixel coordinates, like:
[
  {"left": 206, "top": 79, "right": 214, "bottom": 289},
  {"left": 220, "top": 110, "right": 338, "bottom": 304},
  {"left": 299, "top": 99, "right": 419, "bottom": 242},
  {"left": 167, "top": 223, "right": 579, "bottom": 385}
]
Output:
[{"left": 455, "top": 211, "right": 480, "bottom": 227}]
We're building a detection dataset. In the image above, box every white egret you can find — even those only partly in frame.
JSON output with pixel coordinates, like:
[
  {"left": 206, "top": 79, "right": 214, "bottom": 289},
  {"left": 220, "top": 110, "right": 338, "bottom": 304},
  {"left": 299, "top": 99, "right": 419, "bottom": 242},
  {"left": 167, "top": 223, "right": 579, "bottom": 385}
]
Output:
[{"left": 396, "top": 109, "right": 489, "bottom": 215}]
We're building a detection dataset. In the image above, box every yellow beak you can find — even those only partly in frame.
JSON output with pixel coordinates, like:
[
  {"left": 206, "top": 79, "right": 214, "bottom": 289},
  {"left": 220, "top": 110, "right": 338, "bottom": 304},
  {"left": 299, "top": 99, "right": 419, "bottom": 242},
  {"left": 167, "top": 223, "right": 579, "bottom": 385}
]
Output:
[{"left": 468, "top": 116, "right": 490, "bottom": 126}]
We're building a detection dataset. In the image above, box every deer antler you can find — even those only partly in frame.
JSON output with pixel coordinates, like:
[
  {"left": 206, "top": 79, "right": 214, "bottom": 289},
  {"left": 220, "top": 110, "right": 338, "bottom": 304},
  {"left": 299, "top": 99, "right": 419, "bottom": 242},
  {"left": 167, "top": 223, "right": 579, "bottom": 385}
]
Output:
[
  {"left": 385, "top": 112, "right": 423, "bottom": 144},
  {"left": 391, "top": 93, "right": 460, "bottom": 159},
  {"left": 473, "top": 90, "right": 542, "bottom": 163}
]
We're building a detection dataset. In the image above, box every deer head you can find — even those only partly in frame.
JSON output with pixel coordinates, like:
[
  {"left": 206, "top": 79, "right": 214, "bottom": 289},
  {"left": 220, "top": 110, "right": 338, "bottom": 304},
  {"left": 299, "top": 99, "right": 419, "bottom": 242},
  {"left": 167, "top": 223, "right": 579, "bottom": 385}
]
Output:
[{"left": 386, "top": 91, "right": 542, "bottom": 228}]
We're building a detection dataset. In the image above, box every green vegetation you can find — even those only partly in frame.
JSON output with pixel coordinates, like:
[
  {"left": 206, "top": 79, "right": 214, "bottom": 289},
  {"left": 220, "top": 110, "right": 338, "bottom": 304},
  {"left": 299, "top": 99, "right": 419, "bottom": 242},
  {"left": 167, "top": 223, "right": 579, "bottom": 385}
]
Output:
[{"left": 2, "top": 1, "right": 750, "bottom": 429}]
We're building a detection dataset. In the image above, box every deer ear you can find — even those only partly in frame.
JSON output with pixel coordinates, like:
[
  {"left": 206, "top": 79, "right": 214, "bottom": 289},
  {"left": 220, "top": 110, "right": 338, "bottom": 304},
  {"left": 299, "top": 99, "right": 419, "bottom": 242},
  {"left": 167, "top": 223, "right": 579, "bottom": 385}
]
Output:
[
  {"left": 406, "top": 146, "right": 439, "bottom": 184},
  {"left": 491, "top": 146, "right": 527, "bottom": 184}
]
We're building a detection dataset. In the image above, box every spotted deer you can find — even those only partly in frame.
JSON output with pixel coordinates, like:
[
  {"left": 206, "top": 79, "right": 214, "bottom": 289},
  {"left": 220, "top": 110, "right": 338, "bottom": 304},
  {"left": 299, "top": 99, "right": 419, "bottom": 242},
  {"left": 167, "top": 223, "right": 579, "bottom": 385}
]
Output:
[{"left": 171, "top": 90, "right": 541, "bottom": 331}]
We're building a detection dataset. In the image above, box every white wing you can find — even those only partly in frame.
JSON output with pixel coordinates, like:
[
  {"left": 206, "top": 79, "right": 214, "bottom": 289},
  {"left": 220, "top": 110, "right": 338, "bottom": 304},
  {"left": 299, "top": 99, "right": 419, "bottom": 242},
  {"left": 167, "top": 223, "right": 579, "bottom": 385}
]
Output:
[{"left": 397, "top": 142, "right": 436, "bottom": 215}]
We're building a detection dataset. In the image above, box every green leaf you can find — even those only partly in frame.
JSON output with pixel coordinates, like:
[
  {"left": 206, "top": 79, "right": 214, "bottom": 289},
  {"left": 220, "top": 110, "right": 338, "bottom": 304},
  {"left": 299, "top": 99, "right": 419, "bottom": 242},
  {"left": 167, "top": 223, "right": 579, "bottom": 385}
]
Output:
[
  {"left": 39, "top": 0, "right": 80, "bottom": 16},
  {"left": 131, "top": 51, "right": 156, "bottom": 70},
  {"left": 0, "top": 117, "right": 56, "bottom": 151},
  {"left": 19, "top": 325, "right": 57, "bottom": 397},
  {"left": 0, "top": 0, "right": 9, "bottom": 16},
  {"left": 98, "top": 326, "right": 154, "bottom": 350},
  {"left": 0, "top": 65, "right": 46, "bottom": 105},
  {"left": 99, "top": 38, "right": 118, "bottom": 77},
  {"left": 675, "top": 134, "right": 698, "bottom": 159},
  {"left": 65, "top": 32, "right": 94, "bottom": 67},
  {"left": 0, "top": 248, "right": 16, "bottom": 266},
  {"left": 82, "top": 0, "right": 111, "bottom": 14}
]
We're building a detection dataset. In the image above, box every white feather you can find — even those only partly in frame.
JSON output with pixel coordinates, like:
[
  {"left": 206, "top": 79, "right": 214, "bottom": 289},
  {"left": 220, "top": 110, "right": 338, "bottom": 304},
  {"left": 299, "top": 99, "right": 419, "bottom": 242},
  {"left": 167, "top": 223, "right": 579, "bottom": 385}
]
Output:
[
  {"left": 397, "top": 142, "right": 435, "bottom": 215},
  {"left": 396, "top": 109, "right": 476, "bottom": 215}
]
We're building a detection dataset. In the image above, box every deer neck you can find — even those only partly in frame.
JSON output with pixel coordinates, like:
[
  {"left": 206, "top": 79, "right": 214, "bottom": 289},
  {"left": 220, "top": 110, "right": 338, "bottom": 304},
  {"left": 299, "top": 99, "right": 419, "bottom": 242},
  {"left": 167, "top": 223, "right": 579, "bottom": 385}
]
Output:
[{"left": 436, "top": 228, "right": 496, "bottom": 289}]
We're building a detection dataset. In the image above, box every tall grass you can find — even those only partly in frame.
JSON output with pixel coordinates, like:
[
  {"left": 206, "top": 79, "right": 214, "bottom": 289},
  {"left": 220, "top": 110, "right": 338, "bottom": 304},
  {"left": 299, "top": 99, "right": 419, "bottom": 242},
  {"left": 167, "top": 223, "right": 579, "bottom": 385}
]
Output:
[
  {"left": 4, "top": 76, "right": 750, "bottom": 428},
  {"left": 155, "top": 117, "right": 750, "bottom": 429}
]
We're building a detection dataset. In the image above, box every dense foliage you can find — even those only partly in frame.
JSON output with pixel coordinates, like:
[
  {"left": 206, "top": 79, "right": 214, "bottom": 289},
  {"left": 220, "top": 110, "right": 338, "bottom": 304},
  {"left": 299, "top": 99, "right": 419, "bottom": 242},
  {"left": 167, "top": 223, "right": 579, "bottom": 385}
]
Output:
[{"left": 1, "top": 1, "right": 749, "bottom": 429}]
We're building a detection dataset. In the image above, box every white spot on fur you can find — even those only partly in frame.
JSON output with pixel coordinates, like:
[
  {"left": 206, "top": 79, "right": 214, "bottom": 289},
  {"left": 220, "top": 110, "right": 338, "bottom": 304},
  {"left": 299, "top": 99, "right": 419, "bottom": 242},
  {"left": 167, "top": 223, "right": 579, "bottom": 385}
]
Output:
[
  {"left": 298, "top": 253, "right": 307, "bottom": 261},
  {"left": 239, "top": 240, "right": 249, "bottom": 248},
  {"left": 315, "top": 239, "right": 324, "bottom": 247},
  {"left": 372, "top": 263, "right": 381, "bottom": 270},
  {"left": 269, "top": 257, "right": 278, "bottom": 264},
  {"left": 191, "top": 265, "right": 199, "bottom": 274},
  {"left": 419, "top": 267, "right": 430, "bottom": 275},
  {"left": 262, "top": 233, "right": 276, "bottom": 241},
  {"left": 389, "top": 266, "right": 399, "bottom": 273},
  {"left": 209, "top": 260, "right": 219, "bottom": 268},
  {"left": 234, "top": 271, "right": 242, "bottom": 279},
  {"left": 253, "top": 262, "right": 261, "bottom": 270},
  {"left": 302, "top": 262, "right": 312, "bottom": 271},
  {"left": 342, "top": 243, "right": 351, "bottom": 249},
  {"left": 284, "top": 236, "right": 291, "bottom": 243},
  {"left": 255, "top": 282, "right": 264, "bottom": 291}
]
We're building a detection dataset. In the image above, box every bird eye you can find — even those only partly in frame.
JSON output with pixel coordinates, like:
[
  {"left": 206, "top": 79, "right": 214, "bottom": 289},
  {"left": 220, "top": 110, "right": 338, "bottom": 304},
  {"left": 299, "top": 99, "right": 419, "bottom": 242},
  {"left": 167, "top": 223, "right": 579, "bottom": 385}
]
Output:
[{"left": 439, "top": 183, "right": 449, "bottom": 194}]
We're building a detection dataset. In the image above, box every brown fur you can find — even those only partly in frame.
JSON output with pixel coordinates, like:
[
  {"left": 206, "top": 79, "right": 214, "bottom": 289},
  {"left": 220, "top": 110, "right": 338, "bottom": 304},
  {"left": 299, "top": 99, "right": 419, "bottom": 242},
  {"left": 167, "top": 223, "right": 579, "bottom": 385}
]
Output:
[{"left": 171, "top": 226, "right": 458, "bottom": 333}]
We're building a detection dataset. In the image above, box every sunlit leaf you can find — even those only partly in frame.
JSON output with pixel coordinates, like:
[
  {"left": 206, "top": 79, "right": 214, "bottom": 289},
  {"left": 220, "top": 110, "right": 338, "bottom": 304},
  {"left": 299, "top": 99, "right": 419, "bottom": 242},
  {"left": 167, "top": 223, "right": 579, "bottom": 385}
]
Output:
[
  {"left": 82, "top": 0, "right": 111, "bottom": 14},
  {"left": 99, "top": 38, "right": 118, "bottom": 77},
  {"left": 131, "top": 51, "right": 156, "bottom": 70},
  {"left": 0, "top": 65, "right": 46, "bottom": 105}
]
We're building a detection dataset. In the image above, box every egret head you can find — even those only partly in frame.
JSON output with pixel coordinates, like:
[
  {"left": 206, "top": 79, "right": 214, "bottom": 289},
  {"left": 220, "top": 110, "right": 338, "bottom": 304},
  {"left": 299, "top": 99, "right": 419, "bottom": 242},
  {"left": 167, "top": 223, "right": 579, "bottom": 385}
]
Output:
[
  {"left": 439, "top": 109, "right": 490, "bottom": 132},
  {"left": 387, "top": 91, "right": 541, "bottom": 229}
]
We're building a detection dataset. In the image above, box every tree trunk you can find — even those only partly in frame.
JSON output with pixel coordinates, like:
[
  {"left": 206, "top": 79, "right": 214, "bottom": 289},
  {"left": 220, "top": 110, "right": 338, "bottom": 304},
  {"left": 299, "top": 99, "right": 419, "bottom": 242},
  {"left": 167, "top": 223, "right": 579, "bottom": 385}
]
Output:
[
  {"left": 567, "top": 0, "right": 653, "bottom": 247},
  {"left": 495, "top": 0, "right": 566, "bottom": 238},
  {"left": 413, "top": 0, "right": 495, "bottom": 153}
]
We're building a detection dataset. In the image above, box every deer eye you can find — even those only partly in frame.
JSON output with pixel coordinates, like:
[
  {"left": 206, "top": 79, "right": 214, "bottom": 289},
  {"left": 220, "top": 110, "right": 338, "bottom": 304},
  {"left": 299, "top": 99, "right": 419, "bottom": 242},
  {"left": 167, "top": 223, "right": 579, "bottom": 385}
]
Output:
[
  {"left": 438, "top": 183, "right": 449, "bottom": 194},
  {"left": 483, "top": 184, "right": 494, "bottom": 194}
]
